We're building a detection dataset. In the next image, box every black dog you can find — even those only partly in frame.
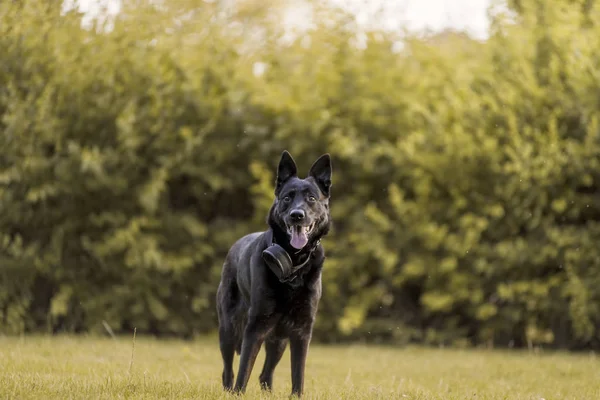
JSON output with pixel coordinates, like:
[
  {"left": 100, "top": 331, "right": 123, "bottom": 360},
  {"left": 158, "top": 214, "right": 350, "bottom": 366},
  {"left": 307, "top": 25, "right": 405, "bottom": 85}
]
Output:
[{"left": 216, "top": 150, "right": 332, "bottom": 397}]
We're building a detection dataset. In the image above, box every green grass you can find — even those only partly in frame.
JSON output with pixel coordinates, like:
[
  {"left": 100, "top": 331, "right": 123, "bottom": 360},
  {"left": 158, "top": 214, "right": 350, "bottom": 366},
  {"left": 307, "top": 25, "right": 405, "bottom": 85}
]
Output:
[{"left": 0, "top": 335, "right": 599, "bottom": 399}]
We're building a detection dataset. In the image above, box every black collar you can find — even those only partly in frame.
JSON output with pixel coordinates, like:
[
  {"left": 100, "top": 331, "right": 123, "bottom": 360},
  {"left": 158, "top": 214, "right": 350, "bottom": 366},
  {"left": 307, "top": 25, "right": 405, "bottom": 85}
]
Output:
[{"left": 264, "top": 229, "right": 321, "bottom": 282}]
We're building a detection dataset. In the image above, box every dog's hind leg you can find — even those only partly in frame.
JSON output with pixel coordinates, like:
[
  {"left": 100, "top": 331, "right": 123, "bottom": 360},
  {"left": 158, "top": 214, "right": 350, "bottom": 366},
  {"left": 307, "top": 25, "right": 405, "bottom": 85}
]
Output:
[
  {"left": 259, "top": 338, "right": 288, "bottom": 391},
  {"left": 218, "top": 322, "right": 236, "bottom": 390},
  {"left": 216, "top": 281, "right": 239, "bottom": 391}
]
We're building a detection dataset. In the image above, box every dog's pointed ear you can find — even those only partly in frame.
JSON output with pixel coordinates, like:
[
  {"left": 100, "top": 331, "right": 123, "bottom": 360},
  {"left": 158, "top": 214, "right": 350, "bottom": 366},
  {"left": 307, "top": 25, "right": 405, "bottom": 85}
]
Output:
[
  {"left": 275, "top": 150, "right": 297, "bottom": 195},
  {"left": 309, "top": 153, "right": 332, "bottom": 197}
]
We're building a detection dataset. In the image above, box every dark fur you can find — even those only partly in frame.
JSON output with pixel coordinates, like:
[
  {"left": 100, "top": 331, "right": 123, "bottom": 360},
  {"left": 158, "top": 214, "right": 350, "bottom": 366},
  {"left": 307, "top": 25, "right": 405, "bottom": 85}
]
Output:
[{"left": 216, "top": 151, "right": 332, "bottom": 397}]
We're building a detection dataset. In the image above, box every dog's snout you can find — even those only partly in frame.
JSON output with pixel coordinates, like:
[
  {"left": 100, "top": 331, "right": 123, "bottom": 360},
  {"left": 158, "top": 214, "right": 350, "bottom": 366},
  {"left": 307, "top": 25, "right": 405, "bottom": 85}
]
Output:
[{"left": 290, "top": 209, "right": 305, "bottom": 221}]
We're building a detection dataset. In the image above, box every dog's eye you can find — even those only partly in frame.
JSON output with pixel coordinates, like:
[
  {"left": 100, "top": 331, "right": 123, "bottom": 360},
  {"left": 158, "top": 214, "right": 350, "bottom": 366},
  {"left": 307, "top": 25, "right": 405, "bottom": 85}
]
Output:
[
  {"left": 283, "top": 196, "right": 291, "bottom": 203},
  {"left": 308, "top": 196, "right": 316, "bottom": 202}
]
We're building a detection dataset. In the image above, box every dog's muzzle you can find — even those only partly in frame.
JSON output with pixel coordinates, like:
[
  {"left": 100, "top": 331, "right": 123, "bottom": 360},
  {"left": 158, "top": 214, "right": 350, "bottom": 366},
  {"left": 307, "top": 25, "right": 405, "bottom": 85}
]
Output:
[{"left": 262, "top": 244, "right": 294, "bottom": 282}]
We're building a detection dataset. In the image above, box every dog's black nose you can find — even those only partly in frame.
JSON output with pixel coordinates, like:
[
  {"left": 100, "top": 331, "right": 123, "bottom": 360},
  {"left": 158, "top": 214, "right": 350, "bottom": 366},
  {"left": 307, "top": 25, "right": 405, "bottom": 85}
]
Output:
[{"left": 290, "top": 209, "right": 305, "bottom": 221}]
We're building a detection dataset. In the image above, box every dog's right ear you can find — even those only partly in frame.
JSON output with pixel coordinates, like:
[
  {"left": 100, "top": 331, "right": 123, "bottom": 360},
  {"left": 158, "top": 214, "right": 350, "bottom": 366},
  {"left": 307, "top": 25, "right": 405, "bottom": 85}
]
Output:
[
  {"left": 275, "top": 150, "right": 297, "bottom": 195},
  {"left": 308, "top": 153, "right": 332, "bottom": 197}
]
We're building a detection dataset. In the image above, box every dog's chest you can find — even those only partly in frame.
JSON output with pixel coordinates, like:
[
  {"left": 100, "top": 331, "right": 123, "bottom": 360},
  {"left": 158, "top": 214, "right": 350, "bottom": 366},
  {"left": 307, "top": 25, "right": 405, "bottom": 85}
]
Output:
[{"left": 271, "top": 289, "right": 319, "bottom": 336}]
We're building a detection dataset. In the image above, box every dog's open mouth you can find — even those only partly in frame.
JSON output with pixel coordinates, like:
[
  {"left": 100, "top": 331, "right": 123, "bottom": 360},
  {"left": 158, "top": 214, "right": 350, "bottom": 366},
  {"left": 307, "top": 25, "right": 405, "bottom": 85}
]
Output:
[{"left": 287, "top": 223, "right": 314, "bottom": 250}]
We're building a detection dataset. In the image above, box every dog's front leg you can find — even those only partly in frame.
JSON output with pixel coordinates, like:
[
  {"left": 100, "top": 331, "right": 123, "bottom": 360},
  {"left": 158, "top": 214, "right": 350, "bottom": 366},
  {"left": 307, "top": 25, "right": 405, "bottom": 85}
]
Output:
[
  {"left": 290, "top": 332, "right": 312, "bottom": 397},
  {"left": 233, "top": 314, "right": 275, "bottom": 393}
]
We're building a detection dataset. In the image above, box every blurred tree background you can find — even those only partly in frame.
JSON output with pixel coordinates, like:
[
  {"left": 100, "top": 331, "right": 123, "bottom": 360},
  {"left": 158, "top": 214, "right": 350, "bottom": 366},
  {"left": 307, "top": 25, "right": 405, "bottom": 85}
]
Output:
[{"left": 1, "top": 0, "right": 600, "bottom": 350}]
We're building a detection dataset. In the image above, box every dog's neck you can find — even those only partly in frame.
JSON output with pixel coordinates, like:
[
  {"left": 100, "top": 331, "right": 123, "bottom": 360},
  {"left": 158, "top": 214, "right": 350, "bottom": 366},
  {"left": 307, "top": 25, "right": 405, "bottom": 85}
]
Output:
[
  {"left": 264, "top": 226, "right": 321, "bottom": 288},
  {"left": 268, "top": 224, "right": 320, "bottom": 266}
]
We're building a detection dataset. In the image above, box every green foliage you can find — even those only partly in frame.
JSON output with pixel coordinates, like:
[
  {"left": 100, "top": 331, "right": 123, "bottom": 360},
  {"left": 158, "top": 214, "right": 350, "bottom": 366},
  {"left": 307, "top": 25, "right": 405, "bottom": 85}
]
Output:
[{"left": 1, "top": 0, "right": 600, "bottom": 349}]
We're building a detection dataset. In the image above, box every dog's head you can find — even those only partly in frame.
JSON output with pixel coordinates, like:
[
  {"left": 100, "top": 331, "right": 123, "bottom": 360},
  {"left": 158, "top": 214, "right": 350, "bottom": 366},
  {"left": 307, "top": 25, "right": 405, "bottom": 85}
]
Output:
[{"left": 268, "top": 150, "right": 332, "bottom": 250}]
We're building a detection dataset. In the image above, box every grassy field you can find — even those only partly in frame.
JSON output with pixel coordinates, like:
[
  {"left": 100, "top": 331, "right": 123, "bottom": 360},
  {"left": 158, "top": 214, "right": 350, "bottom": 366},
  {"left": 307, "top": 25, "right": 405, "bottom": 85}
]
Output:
[{"left": 0, "top": 335, "right": 598, "bottom": 399}]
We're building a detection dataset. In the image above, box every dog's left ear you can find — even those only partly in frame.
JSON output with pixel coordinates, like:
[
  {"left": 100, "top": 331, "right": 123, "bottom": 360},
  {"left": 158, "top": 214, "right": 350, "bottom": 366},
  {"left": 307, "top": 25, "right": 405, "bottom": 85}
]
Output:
[
  {"left": 309, "top": 154, "right": 332, "bottom": 197},
  {"left": 275, "top": 150, "right": 298, "bottom": 195}
]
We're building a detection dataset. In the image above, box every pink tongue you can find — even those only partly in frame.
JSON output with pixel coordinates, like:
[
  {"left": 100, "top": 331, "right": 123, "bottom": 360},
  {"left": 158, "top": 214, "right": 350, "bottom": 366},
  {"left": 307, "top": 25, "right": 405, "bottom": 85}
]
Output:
[{"left": 290, "top": 228, "right": 308, "bottom": 249}]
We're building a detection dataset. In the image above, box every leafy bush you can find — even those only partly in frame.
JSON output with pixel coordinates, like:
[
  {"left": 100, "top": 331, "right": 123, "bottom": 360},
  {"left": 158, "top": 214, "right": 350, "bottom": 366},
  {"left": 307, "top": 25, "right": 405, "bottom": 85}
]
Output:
[{"left": 1, "top": 0, "right": 599, "bottom": 349}]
